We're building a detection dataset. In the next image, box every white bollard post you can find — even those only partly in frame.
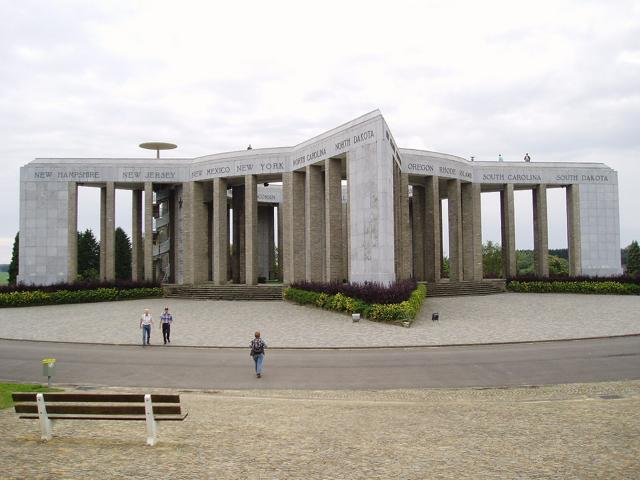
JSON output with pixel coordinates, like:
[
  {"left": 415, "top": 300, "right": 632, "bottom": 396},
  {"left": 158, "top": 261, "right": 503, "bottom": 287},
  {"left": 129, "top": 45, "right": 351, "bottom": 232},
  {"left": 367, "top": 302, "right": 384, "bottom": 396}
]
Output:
[
  {"left": 36, "top": 393, "right": 52, "bottom": 441},
  {"left": 144, "top": 394, "right": 157, "bottom": 446}
]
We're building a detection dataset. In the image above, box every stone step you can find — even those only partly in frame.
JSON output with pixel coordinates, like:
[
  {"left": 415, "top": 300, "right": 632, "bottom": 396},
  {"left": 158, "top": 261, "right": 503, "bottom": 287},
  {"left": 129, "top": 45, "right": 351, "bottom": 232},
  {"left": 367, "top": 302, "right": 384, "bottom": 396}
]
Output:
[
  {"left": 163, "top": 284, "right": 284, "bottom": 301},
  {"left": 423, "top": 280, "right": 506, "bottom": 297}
]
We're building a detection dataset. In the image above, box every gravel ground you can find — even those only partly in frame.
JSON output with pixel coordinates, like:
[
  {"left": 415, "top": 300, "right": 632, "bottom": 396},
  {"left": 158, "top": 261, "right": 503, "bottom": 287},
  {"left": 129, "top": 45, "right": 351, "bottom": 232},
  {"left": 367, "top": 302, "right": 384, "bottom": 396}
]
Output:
[
  {"left": 0, "top": 293, "right": 639, "bottom": 348},
  {"left": 1, "top": 381, "right": 639, "bottom": 479}
]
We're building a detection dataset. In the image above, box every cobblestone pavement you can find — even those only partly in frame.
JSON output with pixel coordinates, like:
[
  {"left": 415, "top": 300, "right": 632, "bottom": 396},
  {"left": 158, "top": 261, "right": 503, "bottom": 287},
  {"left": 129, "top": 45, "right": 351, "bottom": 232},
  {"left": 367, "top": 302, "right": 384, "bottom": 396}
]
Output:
[
  {"left": 1, "top": 381, "right": 638, "bottom": 479},
  {"left": 0, "top": 293, "right": 639, "bottom": 348}
]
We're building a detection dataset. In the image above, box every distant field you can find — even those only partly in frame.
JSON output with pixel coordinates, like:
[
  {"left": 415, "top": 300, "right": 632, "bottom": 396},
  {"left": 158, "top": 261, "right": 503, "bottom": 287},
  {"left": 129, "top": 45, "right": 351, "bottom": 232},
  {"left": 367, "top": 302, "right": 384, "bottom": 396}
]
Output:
[{"left": 0, "top": 272, "right": 8, "bottom": 285}]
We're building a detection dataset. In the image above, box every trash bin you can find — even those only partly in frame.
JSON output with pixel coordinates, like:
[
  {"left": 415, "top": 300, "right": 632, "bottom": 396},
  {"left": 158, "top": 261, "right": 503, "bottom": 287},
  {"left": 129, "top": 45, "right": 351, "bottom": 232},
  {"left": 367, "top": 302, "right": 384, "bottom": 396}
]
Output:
[{"left": 42, "top": 358, "right": 56, "bottom": 378}]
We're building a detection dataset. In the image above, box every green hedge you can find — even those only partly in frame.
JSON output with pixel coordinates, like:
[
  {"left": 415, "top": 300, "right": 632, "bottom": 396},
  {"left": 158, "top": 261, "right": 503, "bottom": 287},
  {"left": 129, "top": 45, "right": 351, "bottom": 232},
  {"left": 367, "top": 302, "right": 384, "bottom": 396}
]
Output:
[
  {"left": 507, "top": 280, "right": 640, "bottom": 295},
  {"left": 284, "top": 284, "right": 427, "bottom": 326},
  {"left": 0, "top": 287, "right": 163, "bottom": 307}
]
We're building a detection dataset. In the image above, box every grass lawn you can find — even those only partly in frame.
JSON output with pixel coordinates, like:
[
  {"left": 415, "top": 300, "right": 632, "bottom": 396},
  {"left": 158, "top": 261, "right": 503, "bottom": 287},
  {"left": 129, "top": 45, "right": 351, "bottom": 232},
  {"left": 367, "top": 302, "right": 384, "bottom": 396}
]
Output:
[
  {"left": 0, "top": 272, "right": 8, "bottom": 286},
  {"left": 0, "top": 383, "right": 63, "bottom": 410}
]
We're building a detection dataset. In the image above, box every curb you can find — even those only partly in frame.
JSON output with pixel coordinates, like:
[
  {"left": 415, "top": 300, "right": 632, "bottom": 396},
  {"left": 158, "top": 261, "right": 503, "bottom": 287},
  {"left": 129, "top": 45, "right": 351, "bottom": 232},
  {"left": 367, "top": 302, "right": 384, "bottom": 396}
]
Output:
[{"left": 1, "top": 333, "right": 639, "bottom": 350}]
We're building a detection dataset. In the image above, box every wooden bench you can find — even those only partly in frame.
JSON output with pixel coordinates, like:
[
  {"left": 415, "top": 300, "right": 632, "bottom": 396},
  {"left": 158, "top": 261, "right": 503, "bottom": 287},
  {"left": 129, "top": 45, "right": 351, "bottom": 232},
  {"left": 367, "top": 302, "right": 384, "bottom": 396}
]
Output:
[{"left": 12, "top": 392, "right": 187, "bottom": 446}]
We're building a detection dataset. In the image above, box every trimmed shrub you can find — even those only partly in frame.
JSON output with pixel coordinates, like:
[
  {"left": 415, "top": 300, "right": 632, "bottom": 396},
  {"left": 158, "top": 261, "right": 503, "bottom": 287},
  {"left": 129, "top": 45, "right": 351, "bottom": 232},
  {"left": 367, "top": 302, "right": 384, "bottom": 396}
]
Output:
[
  {"left": 284, "top": 284, "right": 427, "bottom": 326},
  {"left": 507, "top": 280, "right": 640, "bottom": 295},
  {"left": 507, "top": 274, "right": 640, "bottom": 285},
  {"left": 0, "top": 279, "right": 160, "bottom": 294},
  {"left": 290, "top": 279, "right": 417, "bottom": 305},
  {"left": 0, "top": 287, "right": 163, "bottom": 308}
]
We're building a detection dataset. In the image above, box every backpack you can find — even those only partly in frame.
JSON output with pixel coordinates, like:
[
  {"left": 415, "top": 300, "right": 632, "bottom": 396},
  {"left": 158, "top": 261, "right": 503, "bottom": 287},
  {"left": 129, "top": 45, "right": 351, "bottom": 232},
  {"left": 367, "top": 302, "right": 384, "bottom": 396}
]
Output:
[{"left": 251, "top": 338, "right": 264, "bottom": 355}]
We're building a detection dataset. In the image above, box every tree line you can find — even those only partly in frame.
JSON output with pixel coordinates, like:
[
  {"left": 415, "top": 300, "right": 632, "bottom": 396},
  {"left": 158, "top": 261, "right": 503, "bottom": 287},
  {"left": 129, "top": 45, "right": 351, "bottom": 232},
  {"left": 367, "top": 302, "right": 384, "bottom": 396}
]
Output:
[
  {"left": 7, "top": 229, "right": 133, "bottom": 284},
  {"left": 5, "top": 232, "right": 640, "bottom": 285}
]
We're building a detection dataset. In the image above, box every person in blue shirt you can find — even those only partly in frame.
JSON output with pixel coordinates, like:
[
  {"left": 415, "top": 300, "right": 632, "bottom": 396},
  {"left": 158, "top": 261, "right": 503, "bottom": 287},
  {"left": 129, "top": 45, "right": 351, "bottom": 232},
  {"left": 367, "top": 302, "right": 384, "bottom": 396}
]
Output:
[{"left": 160, "top": 306, "right": 173, "bottom": 345}]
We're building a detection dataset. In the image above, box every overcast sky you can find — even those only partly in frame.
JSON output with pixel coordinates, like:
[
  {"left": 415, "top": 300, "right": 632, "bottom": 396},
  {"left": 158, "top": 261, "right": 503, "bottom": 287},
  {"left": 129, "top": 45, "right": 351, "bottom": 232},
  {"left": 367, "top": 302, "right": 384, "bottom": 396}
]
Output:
[{"left": 1, "top": 0, "right": 639, "bottom": 264}]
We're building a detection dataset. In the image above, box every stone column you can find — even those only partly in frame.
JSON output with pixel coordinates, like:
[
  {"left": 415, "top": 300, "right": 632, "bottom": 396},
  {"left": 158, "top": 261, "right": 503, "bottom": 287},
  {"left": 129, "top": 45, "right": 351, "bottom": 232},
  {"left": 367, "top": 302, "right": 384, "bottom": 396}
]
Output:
[
  {"left": 533, "top": 184, "right": 549, "bottom": 277},
  {"left": 227, "top": 204, "right": 233, "bottom": 281},
  {"left": 168, "top": 190, "right": 177, "bottom": 283},
  {"left": 324, "top": 158, "right": 343, "bottom": 282},
  {"left": 277, "top": 204, "right": 283, "bottom": 281},
  {"left": 566, "top": 184, "right": 582, "bottom": 276},
  {"left": 462, "top": 182, "right": 483, "bottom": 280},
  {"left": 105, "top": 181, "right": 116, "bottom": 281},
  {"left": 99, "top": 186, "right": 106, "bottom": 280},
  {"left": 424, "top": 176, "right": 441, "bottom": 282},
  {"left": 131, "top": 189, "right": 143, "bottom": 281},
  {"left": 341, "top": 202, "right": 349, "bottom": 283},
  {"left": 245, "top": 175, "right": 258, "bottom": 285},
  {"left": 268, "top": 206, "right": 276, "bottom": 280},
  {"left": 500, "top": 184, "right": 516, "bottom": 278},
  {"left": 282, "top": 171, "right": 306, "bottom": 283},
  {"left": 401, "top": 173, "right": 412, "bottom": 280},
  {"left": 182, "top": 181, "right": 208, "bottom": 284},
  {"left": 231, "top": 185, "right": 245, "bottom": 283},
  {"left": 67, "top": 182, "right": 77, "bottom": 282},
  {"left": 411, "top": 183, "right": 425, "bottom": 280},
  {"left": 144, "top": 182, "right": 154, "bottom": 281},
  {"left": 212, "top": 178, "right": 228, "bottom": 285},
  {"left": 305, "top": 165, "right": 323, "bottom": 281},
  {"left": 447, "top": 179, "right": 463, "bottom": 282},
  {"left": 394, "top": 170, "right": 412, "bottom": 280}
]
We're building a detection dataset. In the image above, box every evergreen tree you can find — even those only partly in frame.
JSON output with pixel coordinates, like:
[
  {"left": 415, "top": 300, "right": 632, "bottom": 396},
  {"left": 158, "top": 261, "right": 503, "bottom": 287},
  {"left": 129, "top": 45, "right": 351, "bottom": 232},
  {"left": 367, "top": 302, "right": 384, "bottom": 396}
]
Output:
[
  {"left": 482, "top": 241, "right": 502, "bottom": 278},
  {"left": 8, "top": 232, "right": 19, "bottom": 285},
  {"left": 77, "top": 229, "right": 100, "bottom": 280},
  {"left": 626, "top": 240, "right": 640, "bottom": 277},
  {"left": 549, "top": 255, "right": 569, "bottom": 276},
  {"left": 115, "top": 227, "right": 132, "bottom": 280}
]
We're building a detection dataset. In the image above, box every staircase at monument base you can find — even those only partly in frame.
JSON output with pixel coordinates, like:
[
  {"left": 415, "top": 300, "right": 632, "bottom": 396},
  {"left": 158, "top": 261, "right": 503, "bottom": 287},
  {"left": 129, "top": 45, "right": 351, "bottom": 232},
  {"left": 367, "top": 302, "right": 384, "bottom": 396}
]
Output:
[
  {"left": 163, "top": 283, "right": 284, "bottom": 301},
  {"left": 423, "top": 279, "right": 506, "bottom": 297}
]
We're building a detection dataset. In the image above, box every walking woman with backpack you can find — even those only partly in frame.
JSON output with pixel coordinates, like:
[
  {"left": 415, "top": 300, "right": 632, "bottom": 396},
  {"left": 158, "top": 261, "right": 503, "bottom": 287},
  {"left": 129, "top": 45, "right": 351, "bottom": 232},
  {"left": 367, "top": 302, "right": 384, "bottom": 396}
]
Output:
[{"left": 250, "top": 331, "right": 267, "bottom": 378}]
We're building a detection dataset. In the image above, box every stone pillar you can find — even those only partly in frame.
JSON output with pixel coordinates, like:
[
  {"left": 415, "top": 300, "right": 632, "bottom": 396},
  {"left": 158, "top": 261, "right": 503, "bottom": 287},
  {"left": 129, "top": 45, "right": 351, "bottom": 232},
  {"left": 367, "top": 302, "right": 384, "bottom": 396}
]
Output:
[
  {"left": 277, "top": 205, "right": 283, "bottom": 281},
  {"left": 227, "top": 204, "right": 233, "bottom": 281},
  {"left": 447, "top": 179, "right": 463, "bottom": 282},
  {"left": 105, "top": 181, "right": 116, "bottom": 281},
  {"left": 533, "top": 184, "right": 549, "bottom": 277},
  {"left": 212, "top": 178, "right": 228, "bottom": 285},
  {"left": 411, "top": 184, "right": 425, "bottom": 280},
  {"left": 324, "top": 157, "right": 343, "bottom": 282},
  {"left": 99, "top": 186, "right": 106, "bottom": 280},
  {"left": 67, "top": 182, "right": 77, "bottom": 282},
  {"left": 282, "top": 171, "right": 305, "bottom": 283},
  {"left": 566, "top": 184, "right": 582, "bottom": 276},
  {"left": 182, "top": 182, "right": 208, "bottom": 284},
  {"left": 401, "top": 173, "right": 412, "bottom": 280},
  {"left": 169, "top": 190, "right": 177, "bottom": 283},
  {"left": 341, "top": 202, "right": 349, "bottom": 283},
  {"left": 131, "top": 189, "right": 143, "bottom": 281},
  {"left": 500, "top": 184, "right": 517, "bottom": 278},
  {"left": 394, "top": 169, "right": 412, "bottom": 280},
  {"left": 268, "top": 206, "right": 276, "bottom": 280},
  {"left": 462, "top": 182, "right": 483, "bottom": 280},
  {"left": 231, "top": 185, "right": 245, "bottom": 283},
  {"left": 144, "top": 182, "right": 154, "bottom": 281},
  {"left": 424, "top": 176, "right": 441, "bottom": 282},
  {"left": 305, "top": 165, "right": 323, "bottom": 281},
  {"left": 245, "top": 175, "right": 258, "bottom": 285}
]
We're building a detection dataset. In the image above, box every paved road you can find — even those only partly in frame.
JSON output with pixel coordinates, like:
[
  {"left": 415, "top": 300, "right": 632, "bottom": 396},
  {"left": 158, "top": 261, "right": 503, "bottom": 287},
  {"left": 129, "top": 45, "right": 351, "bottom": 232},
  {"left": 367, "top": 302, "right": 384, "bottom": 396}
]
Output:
[{"left": 1, "top": 337, "right": 639, "bottom": 390}]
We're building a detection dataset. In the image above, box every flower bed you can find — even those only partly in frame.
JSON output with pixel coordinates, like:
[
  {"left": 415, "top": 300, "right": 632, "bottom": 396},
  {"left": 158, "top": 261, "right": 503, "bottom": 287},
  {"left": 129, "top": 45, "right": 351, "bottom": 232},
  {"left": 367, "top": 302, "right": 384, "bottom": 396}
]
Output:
[
  {"left": 284, "top": 283, "right": 427, "bottom": 326},
  {"left": 507, "top": 280, "right": 640, "bottom": 295},
  {"left": 0, "top": 287, "right": 163, "bottom": 307}
]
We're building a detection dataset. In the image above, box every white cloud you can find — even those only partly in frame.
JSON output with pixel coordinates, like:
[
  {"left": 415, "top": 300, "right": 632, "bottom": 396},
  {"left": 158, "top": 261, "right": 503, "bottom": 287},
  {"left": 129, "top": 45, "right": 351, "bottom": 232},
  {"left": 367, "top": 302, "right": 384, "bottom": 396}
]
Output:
[{"left": 1, "top": 0, "right": 639, "bottom": 262}]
